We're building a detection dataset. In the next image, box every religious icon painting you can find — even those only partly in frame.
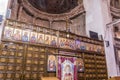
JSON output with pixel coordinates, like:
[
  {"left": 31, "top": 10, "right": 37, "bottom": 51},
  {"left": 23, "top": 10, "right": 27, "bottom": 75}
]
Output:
[
  {"left": 77, "top": 58, "right": 84, "bottom": 72},
  {"left": 30, "top": 32, "right": 37, "bottom": 43},
  {"left": 4, "top": 26, "right": 14, "bottom": 40},
  {"left": 94, "top": 45, "right": 97, "bottom": 52},
  {"left": 50, "top": 36, "right": 57, "bottom": 47},
  {"left": 62, "top": 60, "right": 73, "bottom": 80},
  {"left": 47, "top": 55, "right": 56, "bottom": 72},
  {"left": 89, "top": 44, "right": 92, "bottom": 51},
  {"left": 13, "top": 29, "right": 22, "bottom": 41},
  {"left": 68, "top": 40, "right": 72, "bottom": 49},
  {"left": 86, "top": 43, "right": 89, "bottom": 51},
  {"left": 97, "top": 45, "right": 101, "bottom": 52},
  {"left": 80, "top": 42, "right": 86, "bottom": 50},
  {"left": 59, "top": 38, "right": 66, "bottom": 48},
  {"left": 65, "top": 39, "right": 70, "bottom": 49},
  {"left": 62, "top": 38, "right": 66, "bottom": 48},
  {"left": 72, "top": 40, "right": 76, "bottom": 49},
  {"left": 57, "top": 56, "right": 77, "bottom": 80},
  {"left": 45, "top": 34, "right": 51, "bottom": 45},
  {"left": 59, "top": 38, "right": 63, "bottom": 48},
  {"left": 75, "top": 39, "right": 80, "bottom": 50},
  {"left": 96, "top": 45, "right": 100, "bottom": 52},
  {"left": 22, "top": 30, "right": 30, "bottom": 42},
  {"left": 67, "top": 39, "right": 71, "bottom": 49},
  {"left": 69, "top": 39, "right": 75, "bottom": 49},
  {"left": 37, "top": 33, "right": 44, "bottom": 44}
]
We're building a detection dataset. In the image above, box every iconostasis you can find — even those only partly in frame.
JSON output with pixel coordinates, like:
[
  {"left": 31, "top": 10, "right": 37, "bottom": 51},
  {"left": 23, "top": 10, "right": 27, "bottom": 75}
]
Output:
[
  {"left": 0, "top": 19, "right": 107, "bottom": 80},
  {"left": 3, "top": 19, "right": 104, "bottom": 53}
]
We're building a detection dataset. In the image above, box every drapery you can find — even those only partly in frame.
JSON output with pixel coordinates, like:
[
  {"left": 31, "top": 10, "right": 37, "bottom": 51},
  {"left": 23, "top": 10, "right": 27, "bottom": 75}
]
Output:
[{"left": 57, "top": 56, "right": 77, "bottom": 80}]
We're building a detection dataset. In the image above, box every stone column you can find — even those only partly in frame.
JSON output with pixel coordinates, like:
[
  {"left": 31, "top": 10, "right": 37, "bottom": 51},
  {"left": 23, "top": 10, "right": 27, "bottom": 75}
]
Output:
[{"left": 18, "top": 6, "right": 23, "bottom": 21}]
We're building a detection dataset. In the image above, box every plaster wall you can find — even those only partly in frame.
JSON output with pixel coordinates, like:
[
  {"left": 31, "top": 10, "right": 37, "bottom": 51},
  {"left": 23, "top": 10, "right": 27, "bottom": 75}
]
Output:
[{"left": 84, "top": 0, "right": 118, "bottom": 77}]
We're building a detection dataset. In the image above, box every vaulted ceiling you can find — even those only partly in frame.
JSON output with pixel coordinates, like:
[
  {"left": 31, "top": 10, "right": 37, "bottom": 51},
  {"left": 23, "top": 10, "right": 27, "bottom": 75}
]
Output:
[{"left": 28, "top": 0, "right": 79, "bottom": 14}]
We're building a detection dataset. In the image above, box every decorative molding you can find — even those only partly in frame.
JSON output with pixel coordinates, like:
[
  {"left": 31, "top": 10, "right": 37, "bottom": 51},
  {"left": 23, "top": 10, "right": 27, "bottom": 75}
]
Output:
[{"left": 19, "top": 0, "right": 85, "bottom": 21}]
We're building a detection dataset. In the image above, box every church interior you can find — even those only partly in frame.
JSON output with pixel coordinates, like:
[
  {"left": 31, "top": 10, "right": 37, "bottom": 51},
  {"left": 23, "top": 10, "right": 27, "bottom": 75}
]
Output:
[{"left": 0, "top": 0, "right": 120, "bottom": 80}]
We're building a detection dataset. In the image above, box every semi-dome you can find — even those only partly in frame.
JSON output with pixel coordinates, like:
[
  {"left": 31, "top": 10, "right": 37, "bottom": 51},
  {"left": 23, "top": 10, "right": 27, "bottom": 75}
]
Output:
[{"left": 28, "top": 0, "right": 78, "bottom": 14}]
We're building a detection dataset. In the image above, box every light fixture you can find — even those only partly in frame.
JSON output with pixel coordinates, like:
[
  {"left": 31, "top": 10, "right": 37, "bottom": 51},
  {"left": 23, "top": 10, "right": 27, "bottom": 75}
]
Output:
[
  {"left": 67, "top": 33, "right": 70, "bottom": 38},
  {"left": 66, "top": 17, "right": 71, "bottom": 38}
]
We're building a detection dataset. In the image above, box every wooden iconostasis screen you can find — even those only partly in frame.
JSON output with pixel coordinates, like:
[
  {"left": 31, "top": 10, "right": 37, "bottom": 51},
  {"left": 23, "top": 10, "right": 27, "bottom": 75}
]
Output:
[
  {"left": 2, "top": 19, "right": 104, "bottom": 53},
  {"left": 0, "top": 19, "right": 108, "bottom": 80}
]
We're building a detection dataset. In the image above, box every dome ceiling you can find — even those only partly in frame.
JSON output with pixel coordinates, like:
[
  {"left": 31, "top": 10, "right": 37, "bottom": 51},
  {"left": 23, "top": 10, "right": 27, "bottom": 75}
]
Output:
[{"left": 28, "top": 0, "right": 79, "bottom": 14}]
